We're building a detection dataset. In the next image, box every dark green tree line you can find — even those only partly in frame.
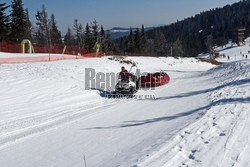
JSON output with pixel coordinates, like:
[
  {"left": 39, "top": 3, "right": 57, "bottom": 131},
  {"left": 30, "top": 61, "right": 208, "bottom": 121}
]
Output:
[
  {"left": 0, "top": 2, "right": 9, "bottom": 41},
  {"left": 116, "top": 0, "right": 250, "bottom": 57},
  {"left": 116, "top": 25, "right": 148, "bottom": 53}
]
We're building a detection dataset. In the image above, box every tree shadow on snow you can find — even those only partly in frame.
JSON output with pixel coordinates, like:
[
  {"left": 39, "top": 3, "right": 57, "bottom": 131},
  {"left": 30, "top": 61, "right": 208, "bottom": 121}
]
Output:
[{"left": 84, "top": 97, "right": 250, "bottom": 130}]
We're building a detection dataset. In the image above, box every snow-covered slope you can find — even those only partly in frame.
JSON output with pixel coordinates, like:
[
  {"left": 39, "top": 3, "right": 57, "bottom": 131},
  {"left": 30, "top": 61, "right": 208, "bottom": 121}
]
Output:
[
  {"left": 138, "top": 60, "right": 250, "bottom": 167},
  {"left": 198, "top": 37, "right": 250, "bottom": 61},
  {"left": 0, "top": 49, "right": 249, "bottom": 166}
]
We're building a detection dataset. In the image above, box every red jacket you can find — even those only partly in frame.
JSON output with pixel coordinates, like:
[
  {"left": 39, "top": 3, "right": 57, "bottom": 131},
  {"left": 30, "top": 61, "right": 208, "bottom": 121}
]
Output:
[{"left": 119, "top": 69, "right": 134, "bottom": 79}]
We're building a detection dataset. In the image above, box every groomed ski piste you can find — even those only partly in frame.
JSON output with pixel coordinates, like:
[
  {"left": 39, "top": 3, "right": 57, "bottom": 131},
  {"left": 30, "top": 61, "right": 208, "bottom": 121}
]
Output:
[{"left": 0, "top": 39, "right": 250, "bottom": 167}]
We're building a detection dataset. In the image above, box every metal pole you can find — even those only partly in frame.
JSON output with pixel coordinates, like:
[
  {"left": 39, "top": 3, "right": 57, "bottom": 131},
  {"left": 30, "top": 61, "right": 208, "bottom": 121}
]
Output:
[{"left": 170, "top": 46, "right": 173, "bottom": 57}]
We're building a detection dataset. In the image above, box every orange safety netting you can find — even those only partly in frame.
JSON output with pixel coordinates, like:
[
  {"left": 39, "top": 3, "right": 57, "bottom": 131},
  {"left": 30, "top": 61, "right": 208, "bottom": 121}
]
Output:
[
  {"left": 0, "top": 42, "right": 103, "bottom": 64},
  {"left": 0, "top": 42, "right": 100, "bottom": 56},
  {"left": 0, "top": 42, "right": 158, "bottom": 64}
]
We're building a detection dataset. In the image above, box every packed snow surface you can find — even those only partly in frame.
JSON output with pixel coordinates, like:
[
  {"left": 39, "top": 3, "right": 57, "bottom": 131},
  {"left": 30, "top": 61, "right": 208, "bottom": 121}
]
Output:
[{"left": 0, "top": 44, "right": 250, "bottom": 167}]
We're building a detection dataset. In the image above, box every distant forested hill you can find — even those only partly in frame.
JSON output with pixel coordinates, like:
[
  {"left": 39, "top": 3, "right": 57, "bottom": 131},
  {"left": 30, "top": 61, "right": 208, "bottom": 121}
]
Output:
[{"left": 115, "top": 0, "right": 250, "bottom": 57}]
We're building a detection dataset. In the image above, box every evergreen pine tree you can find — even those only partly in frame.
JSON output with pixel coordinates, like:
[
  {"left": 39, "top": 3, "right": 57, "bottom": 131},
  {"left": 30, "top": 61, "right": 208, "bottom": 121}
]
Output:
[
  {"left": 35, "top": 4, "right": 50, "bottom": 44},
  {"left": 64, "top": 27, "right": 74, "bottom": 46},
  {"left": 154, "top": 30, "right": 167, "bottom": 56},
  {"left": 50, "top": 13, "right": 62, "bottom": 44},
  {"left": 24, "top": 8, "right": 33, "bottom": 41},
  {"left": 205, "top": 35, "right": 214, "bottom": 59},
  {"left": 84, "top": 23, "right": 93, "bottom": 51},
  {"left": 0, "top": 3, "right": 9, "bottom": 41},
  {"left": 91, "top": 19, "right": 99, "bottom": 45},
  {"left": 141, "top": 24, "right": 147, "bottom": 52},
  {"left": 119, "top": 37, "right": 128, "bottom": 52},
  {"left": 134, "top": 28, "right": 141, "bottom": 52},
  {"left": 105, "top": 31, "right": 114, "bottom": 52},
  {"left": 9, "top": 0, "right": 32, "bottom": 42},
  {"left": 78, "top": 23, "right": 84, "bottom": 46},
  {"left": 128, "top": 27, "right": 135, "bottom": 52},
  {"left": 100, "top": 25, "right": 106, "bottom": 52},
  {"left": 172, "top": 38, "right": 184, "bottom": 57},
  {"left": 73, "top": 19, "right": 84, "bottom": 48}
]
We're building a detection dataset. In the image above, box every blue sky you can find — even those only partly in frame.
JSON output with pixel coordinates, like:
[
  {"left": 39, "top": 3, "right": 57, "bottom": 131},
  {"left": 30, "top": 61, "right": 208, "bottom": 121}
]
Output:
[{"left": 2, "top": 0, "right": 241, "bottom": 34}]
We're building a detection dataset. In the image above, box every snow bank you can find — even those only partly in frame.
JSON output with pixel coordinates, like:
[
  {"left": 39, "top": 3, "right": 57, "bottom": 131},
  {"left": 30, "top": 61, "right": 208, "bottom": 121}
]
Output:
[
  {"left": 206, "top": 60, "right": 250, "bottom": 84},
  {"left": 138, "top": 60, "right": 250, "bottom": 167}
]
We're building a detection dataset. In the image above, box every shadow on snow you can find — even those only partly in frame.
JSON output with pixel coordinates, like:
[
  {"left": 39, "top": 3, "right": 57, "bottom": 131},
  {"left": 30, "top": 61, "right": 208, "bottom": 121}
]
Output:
[
  {"left": 155, "top": 78, "right": 250, "bottom": 100},
  {"left": 84, "top": 97, "right": 250, "bottom": 130},
  {"left": 84, "top": 78, "right": 250, "bottom": 129}
]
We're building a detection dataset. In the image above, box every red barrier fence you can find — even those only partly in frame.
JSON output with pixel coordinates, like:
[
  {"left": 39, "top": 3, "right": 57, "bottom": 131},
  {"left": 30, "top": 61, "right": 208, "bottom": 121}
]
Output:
[
  {"left": 105, "top": 51, "right": 157, "bottom": 57},
  {"left": 0, "top": 42, "right": 159, "bottom": 64},
  {"left": 0, "top": 42, "right": 88, "bottom": 55},
  {"left": 0, "top": 42, "right": 20, "bottom": 53},
  {"left": 0, "top": 42, "right": 104, "bottom": 64},
  {"left": 0, "top": 42, "right": 158, "bottom": 57}
]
